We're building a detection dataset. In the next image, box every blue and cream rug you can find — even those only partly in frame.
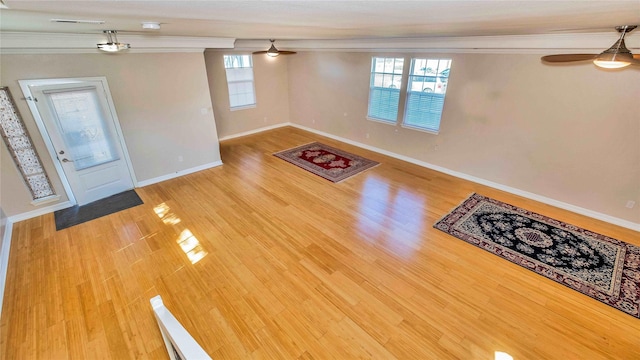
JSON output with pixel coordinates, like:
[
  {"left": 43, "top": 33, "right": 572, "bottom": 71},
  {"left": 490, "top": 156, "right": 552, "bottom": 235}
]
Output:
[{"left": 435, "top": 193, "right": 640, "bottom": 318}]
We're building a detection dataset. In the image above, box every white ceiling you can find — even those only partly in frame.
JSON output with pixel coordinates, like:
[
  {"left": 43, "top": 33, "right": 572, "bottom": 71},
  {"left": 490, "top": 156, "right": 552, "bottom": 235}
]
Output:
[
  {"left": 2, "top": 1, "right": 639, "bottom": 40},
  {"left": 1, "top": 1, "right": 639, "bottom": 54}
]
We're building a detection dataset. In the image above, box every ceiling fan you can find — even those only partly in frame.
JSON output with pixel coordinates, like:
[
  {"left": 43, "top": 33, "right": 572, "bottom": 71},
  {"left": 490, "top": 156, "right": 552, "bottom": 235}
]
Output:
[
  {"left": 542, "top": 25, "right": 640, "bottom": 69},
  {"left": 253, "top": 39, "right": 296, "bottom": 57}
]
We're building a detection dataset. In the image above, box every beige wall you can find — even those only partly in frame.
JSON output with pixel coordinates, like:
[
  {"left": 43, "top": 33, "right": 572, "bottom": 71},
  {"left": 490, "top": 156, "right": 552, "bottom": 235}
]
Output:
[
  {"left": 1, "top": 52, "right": 220, "bottom": 216},
  {"left": 205, "top": 50, "right": 290, "bottom": 138},
  {"left": 287, "top": 51, "right": 640, "bottom": 224}
]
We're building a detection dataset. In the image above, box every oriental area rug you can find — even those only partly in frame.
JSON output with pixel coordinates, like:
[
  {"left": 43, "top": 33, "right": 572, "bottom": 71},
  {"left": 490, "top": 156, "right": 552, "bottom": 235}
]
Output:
[
  {"left": 434, "top": 193, "right": 640, "bottom": 318},
  {"left": 274, "top": 142, "right": 379, "bottom": 183}
]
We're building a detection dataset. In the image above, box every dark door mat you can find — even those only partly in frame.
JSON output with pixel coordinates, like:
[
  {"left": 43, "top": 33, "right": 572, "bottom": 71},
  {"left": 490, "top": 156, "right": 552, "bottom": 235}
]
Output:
[{"left": 54, "top": 189, "right": 143, "bottom": 231}]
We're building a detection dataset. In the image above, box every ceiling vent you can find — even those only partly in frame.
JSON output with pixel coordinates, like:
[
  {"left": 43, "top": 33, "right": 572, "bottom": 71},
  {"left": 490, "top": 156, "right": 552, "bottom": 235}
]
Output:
[{"left": 50, "top": 19, "right": 106, "bottom": 24}]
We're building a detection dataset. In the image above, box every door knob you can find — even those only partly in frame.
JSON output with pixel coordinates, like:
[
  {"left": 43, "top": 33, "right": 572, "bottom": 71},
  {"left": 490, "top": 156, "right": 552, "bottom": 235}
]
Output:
[
  {"left": 61, "top": 158, "right": 74, "bottom": 163},
  {"left": 59, "top": 150, "right": 65, "bottom": 155}
]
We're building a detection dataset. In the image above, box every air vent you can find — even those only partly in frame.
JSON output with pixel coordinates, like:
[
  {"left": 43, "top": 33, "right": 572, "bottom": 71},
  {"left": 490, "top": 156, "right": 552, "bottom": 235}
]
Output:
[{"left": 50, "top": 19, "right": 106, "bottom": 24}]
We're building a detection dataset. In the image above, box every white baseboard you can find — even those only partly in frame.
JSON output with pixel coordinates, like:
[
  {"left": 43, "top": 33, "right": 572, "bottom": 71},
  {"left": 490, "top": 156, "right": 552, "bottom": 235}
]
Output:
[
  {"left": 289, "top": 123, "right": 640, "bottom": 232},
  {"left": 7, "top": 161, "right": 224, "bottom": 223},
  {"left": 0, "top": 219, "right": 14, "bottom": 321},
  {"left": 7, "top": 201, "right": 74, "bottom": 224},
  {"left": 219, "top": 123, "right": 290, "bottom": 141},
  {"left": 137, "top": 161, "right": 223, "bottom": 187}
]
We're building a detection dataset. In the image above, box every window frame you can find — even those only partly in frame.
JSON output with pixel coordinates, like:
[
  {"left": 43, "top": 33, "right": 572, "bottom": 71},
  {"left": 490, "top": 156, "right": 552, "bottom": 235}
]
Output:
[
  {"left": 223, "top": 54, "right": 257, "bottom": 111},
  {"left": 401, "top": 58, "right": 452, "bottom": 134},
  {"left": 366, "top": 56, "right": 405, "bottom": 123},
  {"left": 365, "top": 56, "right": 452, "bottom": 135}
]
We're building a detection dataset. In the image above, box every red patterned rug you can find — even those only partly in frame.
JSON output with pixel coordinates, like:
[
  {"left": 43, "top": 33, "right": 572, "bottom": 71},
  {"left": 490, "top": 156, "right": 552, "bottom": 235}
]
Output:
[
  {"left": 435, "top": 193, "right": 640, "bottom": 318},
  {"left": 274, "top": 142, "right": 379, "bottom": 182}
]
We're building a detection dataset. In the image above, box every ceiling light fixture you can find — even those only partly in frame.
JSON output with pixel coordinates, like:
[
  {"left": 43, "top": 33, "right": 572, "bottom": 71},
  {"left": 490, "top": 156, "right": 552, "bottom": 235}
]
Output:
[
  {"left": 253, "top": 39, "right": 297, "bottom": 57},
  {"left": 593, "top": 25, "right": 636, "bottom": 69},
  {"left": 97, "top": 30, "right": 130, "bottom": 52},
  {"left": 266, "top": 42, "right": 280, "bottom": 57},
  {"left": 541, "top": 25, "right": 639, "bottom": 69},
  {"left": 141, "top": 22, "right": 161, "bottom": 30}
]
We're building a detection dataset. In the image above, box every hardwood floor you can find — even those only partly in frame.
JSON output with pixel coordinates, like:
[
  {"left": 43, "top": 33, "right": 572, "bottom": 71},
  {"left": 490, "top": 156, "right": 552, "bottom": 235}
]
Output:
[{"left": 1, "top": 126, "right": 639, "bottom": 359}]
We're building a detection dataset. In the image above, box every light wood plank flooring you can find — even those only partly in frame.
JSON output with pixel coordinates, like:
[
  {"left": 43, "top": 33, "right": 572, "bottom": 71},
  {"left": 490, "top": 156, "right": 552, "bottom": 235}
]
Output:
[{"left": 2, "top": 126, "right": 639, "bottom": 359}]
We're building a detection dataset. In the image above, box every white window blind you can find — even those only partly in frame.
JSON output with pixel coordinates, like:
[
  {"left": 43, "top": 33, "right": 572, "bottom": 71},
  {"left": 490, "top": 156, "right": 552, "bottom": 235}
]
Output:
[
  {"left": 403, "top": 58, "right": 452, "bottom": 133},
  {"left": 367, "top": 57, "right": 404, "bottom": 123},
  {"left": 223, "top": 55, "right": 256, "bottom": 109}
]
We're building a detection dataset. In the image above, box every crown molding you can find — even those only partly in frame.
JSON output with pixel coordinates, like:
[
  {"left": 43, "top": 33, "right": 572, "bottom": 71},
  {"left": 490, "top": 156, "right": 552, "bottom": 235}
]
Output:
[
  {"left": 2, "top": 31, "right": 638, "bottom": 55},
  {"left": 0, "top": 32, "right": 236, "bottom": 54},
  {"left": 0, "top": 48, "right": 209, "bottom": 55},
  {"left": 235, "top": 32, "right": 639, "bottom": 54}
]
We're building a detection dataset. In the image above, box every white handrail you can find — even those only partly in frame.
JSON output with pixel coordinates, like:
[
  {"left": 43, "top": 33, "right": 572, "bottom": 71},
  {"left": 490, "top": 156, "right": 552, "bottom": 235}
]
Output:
[{"left": 150, "top": 295, "right": 212, "bottom": 360}]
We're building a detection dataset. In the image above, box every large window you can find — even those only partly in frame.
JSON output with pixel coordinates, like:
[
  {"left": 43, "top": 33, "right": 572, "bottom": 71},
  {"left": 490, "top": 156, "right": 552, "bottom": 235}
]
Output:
[
  {"left": 367, "top": 57, "right": 404, "bottom": 123},
  {"left": 223, "top": 55, "right": 256, "bottom": 109},
  {"left": 403, "top": 58, "right": 451, "bottom": 133}
]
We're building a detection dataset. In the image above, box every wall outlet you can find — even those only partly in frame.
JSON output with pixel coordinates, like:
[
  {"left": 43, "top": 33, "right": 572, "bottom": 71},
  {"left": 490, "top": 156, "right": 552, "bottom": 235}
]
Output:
[
  {"left": 263, "top": 116, "right": 268, "bottom": 123},
  {"left": 200, "top": 108, "right": 208, "bottom": 115},
  {"left": 178, "top": 156, "right": 184, "bottom": 162},
  {"left": 312, "top": 119, "right": 315, "bottom": 123},
  {"left": 365, "top": 133, "right": 370, "bottom": 139},
  {"left": 626, "top": 200, "right": 636, "bottom": 209}
]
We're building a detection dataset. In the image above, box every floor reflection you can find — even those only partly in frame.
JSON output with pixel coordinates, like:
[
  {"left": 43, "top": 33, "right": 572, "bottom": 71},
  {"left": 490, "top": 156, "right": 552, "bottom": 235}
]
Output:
[
  {"left": 495, "top": 351, "right": 514, "bottom": 360},
  {"left": 153, "top": 202, "right": 207, "bottom": 264},
  {"left": 357, "top": 177, "right": 426, "bottom": 258}
]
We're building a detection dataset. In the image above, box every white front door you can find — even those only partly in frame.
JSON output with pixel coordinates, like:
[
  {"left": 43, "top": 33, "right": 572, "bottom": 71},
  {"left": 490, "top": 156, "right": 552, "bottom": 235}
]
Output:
[{"left": 27, "top": 80, "right": 134, "bottom": 206}]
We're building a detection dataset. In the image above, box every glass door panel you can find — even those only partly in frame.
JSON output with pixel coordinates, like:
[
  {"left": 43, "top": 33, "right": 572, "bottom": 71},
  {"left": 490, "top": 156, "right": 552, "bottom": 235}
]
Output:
[{"left": 46, "top": 87, "right": 119, "bottom": 170}]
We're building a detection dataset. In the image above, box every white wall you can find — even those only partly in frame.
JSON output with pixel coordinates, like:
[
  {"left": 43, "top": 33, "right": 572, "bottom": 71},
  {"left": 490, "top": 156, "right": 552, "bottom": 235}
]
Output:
[
  {"left": 1, "top": 52, "right": 221, "bottom": 216},
  {"left": 286, "top": 51, "right": 640, "bottom": 224},
  {"left": 205, "top": 50, "right": 290, "bottom": 139}
]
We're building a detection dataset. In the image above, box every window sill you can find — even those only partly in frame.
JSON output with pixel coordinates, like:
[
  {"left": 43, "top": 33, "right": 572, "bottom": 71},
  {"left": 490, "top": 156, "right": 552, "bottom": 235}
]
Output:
[
  {"left": 401, "top": 124, "right": 439, "bottom": 135},
  {"left": 31, "top": 194, "right": 61, "bottom": 206},
  {"left": 366, "top": 116, "right": 397, "bottom": 126},
  {"left": 230, "top": 104, "right": 256, "bottom": 112}
]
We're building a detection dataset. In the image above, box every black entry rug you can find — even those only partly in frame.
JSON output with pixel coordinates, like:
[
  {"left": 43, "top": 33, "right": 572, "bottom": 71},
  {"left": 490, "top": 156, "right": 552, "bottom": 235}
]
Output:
[
  {"left": 434, "top": 193, "right": 640, "bottom": 318},
  {"left": 54, "top": 190, "right": 143, "bottom": 231}
]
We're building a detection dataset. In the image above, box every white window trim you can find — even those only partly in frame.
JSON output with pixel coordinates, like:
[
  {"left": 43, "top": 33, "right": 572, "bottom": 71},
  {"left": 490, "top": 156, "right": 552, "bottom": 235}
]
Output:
[
  {"left": 401, "top": 123, "right": 440, "bottom": 135},
  {"left": 366, "top": 116, "right": 398, "bottom": 126},
  {"left": 366, "top": 56, "right": 404, "bottom": 123},
  {"left": 229, "top": 104, "right": 256, "bottom": 112},
  {"left": 223, "top": 54, "right": 257, "bottom": 110},
  {"left": 401, "top": 58, "right": 451, "bottom": 134}
]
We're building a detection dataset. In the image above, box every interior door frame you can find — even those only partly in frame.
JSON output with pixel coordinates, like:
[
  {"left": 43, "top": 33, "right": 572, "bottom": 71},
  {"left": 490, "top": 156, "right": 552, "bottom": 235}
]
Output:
[{"left": 19, "top": 77, "right": 138, "bottom": 206}]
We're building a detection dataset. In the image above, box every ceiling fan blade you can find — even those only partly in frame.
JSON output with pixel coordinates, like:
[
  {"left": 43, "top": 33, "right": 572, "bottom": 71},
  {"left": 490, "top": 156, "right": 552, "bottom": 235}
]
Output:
[
  {"left": 541, "top": 54, "right": 597, "bottom": 62},
  {"left": 277, "top": 50, "right": 297, "bottom": 55},
  {"left": 252, "top": 50, "right": 268, "bottom": 54},
  {"left": 634, "top": 54, "right": 640, "bottom": 60}
]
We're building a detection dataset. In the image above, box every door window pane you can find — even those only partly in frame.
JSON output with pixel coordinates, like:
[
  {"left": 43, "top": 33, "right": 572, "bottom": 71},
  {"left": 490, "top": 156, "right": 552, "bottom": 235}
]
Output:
[{"left": 49, "top": 88, "right": 119, "bottom": 170}]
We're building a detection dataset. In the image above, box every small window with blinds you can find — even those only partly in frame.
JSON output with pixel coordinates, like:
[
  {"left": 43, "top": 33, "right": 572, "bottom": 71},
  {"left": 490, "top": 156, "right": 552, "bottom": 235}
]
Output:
[
  {"left": 223, "top": 55, "right": 256, "bottom": 110},
  {"left": 367, "top": 57, "right": 404, "bottom": 123},
  {"left": 403, "top": 58, "right": 452, "bottom": 133}
]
